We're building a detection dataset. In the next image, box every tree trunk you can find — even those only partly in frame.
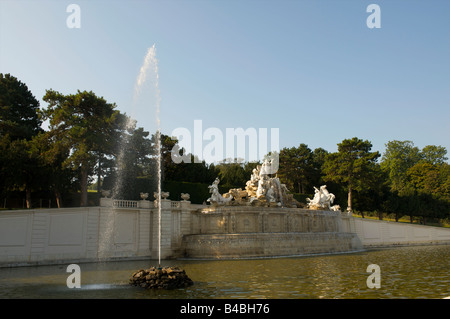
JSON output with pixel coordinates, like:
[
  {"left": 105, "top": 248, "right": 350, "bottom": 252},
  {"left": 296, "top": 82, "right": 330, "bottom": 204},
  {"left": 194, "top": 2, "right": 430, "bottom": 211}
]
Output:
[
  {"left": 97, "top": 154, "right": 102, "bottom": 194},
  {"left": 55, "top": 190, "right": 63, "bottom": 208},
  {"left": 347, "top": 185, "right": 352, "bottom": 213},
  {"left": 80, "top": 165, "right": 88, "bottom": 207},
  {"left": 25, "top": 188, "right": 32, "bottom": 209}
]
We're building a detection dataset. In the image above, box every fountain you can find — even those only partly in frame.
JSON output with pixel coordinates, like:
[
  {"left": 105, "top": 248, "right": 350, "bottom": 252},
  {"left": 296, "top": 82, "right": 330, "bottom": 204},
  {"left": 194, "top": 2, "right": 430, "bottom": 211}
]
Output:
[
  {"left": 114, "top": 45, "right": 356, "bottom": 287},
  {"left": 98, "top": 117, "right": 138, "bottom": 260},
  {"left": 182, "top": 160, "right": 362, "bottom": 259},
  {"left": 206, "top": 158, "right": 301, "bottom": 208},
  {"left": 129, "top": 45, "right": 193, "bottom": 289},
  {"left": 91, "top": 42, "right": 360, "bottom": 286}
]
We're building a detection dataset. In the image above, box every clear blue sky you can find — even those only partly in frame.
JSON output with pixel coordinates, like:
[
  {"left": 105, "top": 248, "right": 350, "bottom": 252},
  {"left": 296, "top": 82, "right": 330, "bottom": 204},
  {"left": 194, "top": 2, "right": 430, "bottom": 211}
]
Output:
[{"left": 1, "top": 0, "right": 449, "bottom": 162}]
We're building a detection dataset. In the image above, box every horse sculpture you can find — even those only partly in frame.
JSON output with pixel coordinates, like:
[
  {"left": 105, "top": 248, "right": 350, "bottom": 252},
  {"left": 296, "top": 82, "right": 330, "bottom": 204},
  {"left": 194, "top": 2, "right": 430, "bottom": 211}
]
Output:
[{"left": 306, "top": 185, "right": 335, "bottom": 210}]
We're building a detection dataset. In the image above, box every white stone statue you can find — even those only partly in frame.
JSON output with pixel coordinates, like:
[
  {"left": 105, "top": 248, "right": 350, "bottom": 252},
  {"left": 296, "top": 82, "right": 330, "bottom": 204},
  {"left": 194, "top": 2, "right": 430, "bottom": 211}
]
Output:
[
  {"left": 330, "top": 205, "right": 341, "bottom": 212},
  {"left": 306, "top": 185, "right": 335, "bottom": 210},
  {"left": 256, "top": 177, "right": 266, "bottom": 198},
  {"left": 181, "top": 193, "right": 190, "bottom": 201},
  {"left": 207, "top": 178, "right": 232, "bottom": 206},
  {"left": 250, "top": 168, "right": 258, "bottom": 183},
  {"left": 205, "top": 163, "right": 301, "bottom": 208},
  {"left": 265, "top": 186, "right": 276, "bottom": 202},
  {"left": 259, "top": 159, "right": 270, "bottom": 176},
  {"left": 259, "top": 156, "right": 278, "bottom": 176},
  {"left": 245, "top": 167, "right": 260, "bottom": 198}
]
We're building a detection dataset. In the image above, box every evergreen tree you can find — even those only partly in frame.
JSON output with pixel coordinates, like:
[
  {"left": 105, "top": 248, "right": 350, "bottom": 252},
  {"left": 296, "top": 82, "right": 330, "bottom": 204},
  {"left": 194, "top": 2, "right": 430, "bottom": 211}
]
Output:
[
  {"left": 278, "top": 144, "right": 315, "bottom": 194},
  {"left": 0, "top": 74, "right": 42, "bottom": 207},
  {"left": 42, "top": 89, "right": 124, "bottom": 206},
  {"left": 0, "top": 73, "right": 42, "bottom": 140},
  {"left": 323, "top": 137, "right": 380, "bottom": 213}
]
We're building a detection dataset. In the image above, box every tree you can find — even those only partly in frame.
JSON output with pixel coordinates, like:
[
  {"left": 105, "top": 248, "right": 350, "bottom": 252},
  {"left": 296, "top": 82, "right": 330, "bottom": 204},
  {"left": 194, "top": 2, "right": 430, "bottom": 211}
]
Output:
[
  {"left": 438, "top": 164, "right": 450, "bottom": 202},
  {"left": 42, "top": 90, "right": 123, "bottom": 206},
  {"left": 156, "top": 135, "right": 220, "bottom": 185},
  {"left": 157, "top": 133, "right": 180, "bottom": 183},
  {"left": 381, "top": 141, "right": 449, "bottom": 223},
  {"left": 0, "top": 73, "right": 42, "bottom": 140},
  {"left": 420, "top": 145, "right": 448, "bottom": 165},
  {"left": 322, "top": 137, "right": 380, "bottom": 213},
  {"left": 0, "top": 74, "right": 43, "bottom": 208},
  {"left": 407, "top": 162, "right": 440, "bottom": 196},
  {"left": 33, "top": 131, "right": 78, "bottom": 207},
  {"left": 311, "top": 147, "right": 329, "bottom": 188},
  {"left": 380, "top": 140, "right": 422, "bottom": 194},
  {"left": 0, "top": 136, "right": 44, "bottom": 208},
  {"left": 103, "top": 123, "right": 154, "bottom": 199},
  {"left": 216, "top": 160, "right": 248, "bottom": 188},
  {"left": 278, "top": 144, "right": 315, "bottom": 194},
  {"left": 405, "top": 162, "right": 450, "bottom": 224},
  {"left": 353, "top": 163, "right": 387, "bottom": 219}
]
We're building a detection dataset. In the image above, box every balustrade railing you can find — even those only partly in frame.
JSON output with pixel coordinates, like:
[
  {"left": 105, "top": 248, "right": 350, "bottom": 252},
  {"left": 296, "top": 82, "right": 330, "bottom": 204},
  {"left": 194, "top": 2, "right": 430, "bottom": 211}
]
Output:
[
  {"left": 171, "top": 201, "right": 181, "bottom": 208},
  {"left": 100, "top": 197, "right": 187, "bottom": 210},
  {"left": 112, "top": 199, "right": 138, "bottom": 208}
]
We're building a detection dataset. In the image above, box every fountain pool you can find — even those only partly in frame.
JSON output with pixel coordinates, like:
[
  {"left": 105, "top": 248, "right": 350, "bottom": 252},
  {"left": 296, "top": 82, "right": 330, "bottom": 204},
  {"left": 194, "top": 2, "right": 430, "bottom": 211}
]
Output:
[{"left": 0, "top": 244, "right": 448, "bottom": 299}]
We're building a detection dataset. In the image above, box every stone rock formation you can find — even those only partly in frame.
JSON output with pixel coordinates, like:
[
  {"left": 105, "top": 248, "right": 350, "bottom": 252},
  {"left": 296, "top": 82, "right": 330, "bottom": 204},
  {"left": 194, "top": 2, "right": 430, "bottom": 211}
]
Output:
[{"left": 129, "top": 266, "right": 193, "bottom": 289}]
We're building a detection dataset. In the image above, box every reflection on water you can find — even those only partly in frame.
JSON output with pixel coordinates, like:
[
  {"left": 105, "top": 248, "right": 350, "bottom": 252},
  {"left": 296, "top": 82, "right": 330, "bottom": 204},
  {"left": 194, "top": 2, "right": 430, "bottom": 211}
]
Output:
[{"left": 0, "top": 245, "right": 449, "bottom": 299}]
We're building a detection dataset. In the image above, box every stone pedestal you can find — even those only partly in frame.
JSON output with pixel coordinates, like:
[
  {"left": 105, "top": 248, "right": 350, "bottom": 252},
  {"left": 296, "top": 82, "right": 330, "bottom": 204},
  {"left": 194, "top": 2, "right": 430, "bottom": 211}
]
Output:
[
  {"left": 100, "top": 197, "right": 113, "bottom": 207},
  {"left": 138, "top": 200, "right": 151, "bottom": 209}
]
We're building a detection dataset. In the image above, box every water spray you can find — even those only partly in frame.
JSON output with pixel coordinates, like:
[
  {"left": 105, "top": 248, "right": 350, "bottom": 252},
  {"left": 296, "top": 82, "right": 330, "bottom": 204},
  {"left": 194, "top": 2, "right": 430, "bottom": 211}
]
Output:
[{"left": 134, "top": 44, "right": 162, "bottom": 267}]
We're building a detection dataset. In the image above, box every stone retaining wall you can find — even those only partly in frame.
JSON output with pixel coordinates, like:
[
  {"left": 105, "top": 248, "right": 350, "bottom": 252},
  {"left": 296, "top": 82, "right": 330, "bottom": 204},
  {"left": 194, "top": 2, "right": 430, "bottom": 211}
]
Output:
[
  {"left": 191, "top": 206, "right": 343, "bottom": 234},
  {"left": 1, "top": 200, "right": 449, "bottom": 267},
  {"left": 341, "top": 216, "right": 450, "bottom": 247},
  {"left": 182, "top": 232, "right": 362, "bottom": 259}
]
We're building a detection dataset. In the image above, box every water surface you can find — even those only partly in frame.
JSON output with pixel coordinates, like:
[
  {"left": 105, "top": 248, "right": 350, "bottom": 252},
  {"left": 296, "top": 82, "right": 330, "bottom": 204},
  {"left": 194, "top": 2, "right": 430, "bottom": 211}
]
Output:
[{"left": 0, "top": 245, "right": 448, "bottom": 299}]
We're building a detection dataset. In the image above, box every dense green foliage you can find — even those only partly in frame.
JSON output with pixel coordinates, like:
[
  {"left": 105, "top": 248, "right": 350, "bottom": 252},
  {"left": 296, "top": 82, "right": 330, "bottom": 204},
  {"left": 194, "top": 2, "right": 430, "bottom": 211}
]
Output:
[
  {"left": 322, "top": 138, "right": 381, "bottom": 214},
  {"left": 0, "top": 74, "right": 448, "bottom": 224},
  {"left": 0, "top": 74, "right": 43, "bottom": 207}
]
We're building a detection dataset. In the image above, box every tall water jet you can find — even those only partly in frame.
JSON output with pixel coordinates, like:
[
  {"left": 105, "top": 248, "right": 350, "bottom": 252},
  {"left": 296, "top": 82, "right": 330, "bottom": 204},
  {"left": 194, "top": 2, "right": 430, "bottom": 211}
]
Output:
[
  {"left": 129, "top": 45, "right": 193, "bottom": 290},
  {"left": 134, "top": 44, "right": 161, "bottom": 266}
]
